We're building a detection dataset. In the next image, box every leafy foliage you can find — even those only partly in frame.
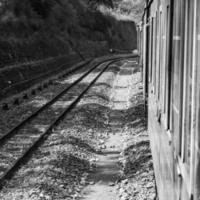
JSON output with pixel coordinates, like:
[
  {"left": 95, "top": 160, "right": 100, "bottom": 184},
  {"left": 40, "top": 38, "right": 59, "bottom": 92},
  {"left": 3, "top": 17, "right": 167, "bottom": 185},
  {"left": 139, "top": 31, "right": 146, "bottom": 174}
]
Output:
[
  {"left": 88, "top": 0, "right": 114, "bottom": 9},
  {"left": 112, "top": 0, "right": 145, "bottom": 22},
  {"left": 0, "top": 0, "right": 137, "bottom": 67}
]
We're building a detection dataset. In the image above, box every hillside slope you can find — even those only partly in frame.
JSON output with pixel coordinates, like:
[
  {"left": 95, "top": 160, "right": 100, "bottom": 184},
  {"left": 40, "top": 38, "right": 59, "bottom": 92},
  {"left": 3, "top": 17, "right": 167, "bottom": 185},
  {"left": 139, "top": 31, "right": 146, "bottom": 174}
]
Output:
[{"left": 0, "top": 0, "right": 138, "bottom": 68}]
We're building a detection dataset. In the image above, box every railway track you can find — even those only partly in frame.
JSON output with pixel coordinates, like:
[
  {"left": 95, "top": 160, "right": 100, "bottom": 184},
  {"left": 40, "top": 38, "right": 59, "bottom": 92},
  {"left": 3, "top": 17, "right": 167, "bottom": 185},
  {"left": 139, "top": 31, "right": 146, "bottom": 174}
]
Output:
[
  {"left": 0, "top": 56, "right": 134, "bottom": 187},
  {"left": 0, "top": 59, "right": 92, "bottom": 110}
]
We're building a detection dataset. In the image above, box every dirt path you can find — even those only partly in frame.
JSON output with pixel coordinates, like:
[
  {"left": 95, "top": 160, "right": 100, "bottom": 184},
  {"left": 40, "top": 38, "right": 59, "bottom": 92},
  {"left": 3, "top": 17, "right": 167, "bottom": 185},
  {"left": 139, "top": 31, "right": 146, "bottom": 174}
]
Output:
[{"left": 81, "top": 60, "right": 139, "bottom": 200}]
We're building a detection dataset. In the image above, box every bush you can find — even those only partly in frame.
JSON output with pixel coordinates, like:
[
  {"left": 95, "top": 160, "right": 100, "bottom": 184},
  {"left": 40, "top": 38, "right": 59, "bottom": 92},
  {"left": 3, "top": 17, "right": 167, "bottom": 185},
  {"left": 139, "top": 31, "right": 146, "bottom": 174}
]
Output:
[{"left": 0, "top": 0, "right": 137, "bottom": 68}]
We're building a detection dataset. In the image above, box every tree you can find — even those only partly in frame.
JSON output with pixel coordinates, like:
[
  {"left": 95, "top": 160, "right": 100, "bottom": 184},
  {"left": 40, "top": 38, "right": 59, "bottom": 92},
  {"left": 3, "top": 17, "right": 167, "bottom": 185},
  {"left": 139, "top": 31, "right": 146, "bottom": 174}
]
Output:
[{"left": 88, "top": 0, "right": 114, "bottom": 9}]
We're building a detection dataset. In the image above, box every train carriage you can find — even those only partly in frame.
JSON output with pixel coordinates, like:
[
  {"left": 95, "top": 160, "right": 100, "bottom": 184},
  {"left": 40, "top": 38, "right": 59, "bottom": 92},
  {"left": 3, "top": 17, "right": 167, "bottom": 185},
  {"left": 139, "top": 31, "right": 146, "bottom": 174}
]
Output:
[{"left": 138, "top": 0, "right": 200, "bottom": 199}]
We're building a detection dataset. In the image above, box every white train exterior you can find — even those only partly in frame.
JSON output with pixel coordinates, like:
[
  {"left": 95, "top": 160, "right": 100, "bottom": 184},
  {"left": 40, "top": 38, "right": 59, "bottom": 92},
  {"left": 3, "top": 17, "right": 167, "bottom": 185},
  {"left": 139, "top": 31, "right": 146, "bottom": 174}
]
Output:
[{"left": 138, "top": 0, "right": 200, "bottom": 200}]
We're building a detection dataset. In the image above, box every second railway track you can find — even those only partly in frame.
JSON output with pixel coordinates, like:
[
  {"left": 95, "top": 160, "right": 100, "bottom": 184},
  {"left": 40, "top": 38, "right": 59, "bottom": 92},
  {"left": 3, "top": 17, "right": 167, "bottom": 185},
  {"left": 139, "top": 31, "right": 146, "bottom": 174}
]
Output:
[{"left": 0, "top": 56, "right": 134, "bottom": 187}]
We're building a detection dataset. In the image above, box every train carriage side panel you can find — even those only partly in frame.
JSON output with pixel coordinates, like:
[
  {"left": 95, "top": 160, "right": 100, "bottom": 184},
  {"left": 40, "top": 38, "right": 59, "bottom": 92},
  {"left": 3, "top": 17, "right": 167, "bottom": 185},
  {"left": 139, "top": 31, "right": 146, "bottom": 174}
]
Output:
[
  {"left": 141, "top": 0, "right": 200, "bottom": 200},
  {"left": 194, "top": 2, "right": 200, "bottom": 199},
  {"left": 147, "top": 0, "right": 177, "bottom": 199}
]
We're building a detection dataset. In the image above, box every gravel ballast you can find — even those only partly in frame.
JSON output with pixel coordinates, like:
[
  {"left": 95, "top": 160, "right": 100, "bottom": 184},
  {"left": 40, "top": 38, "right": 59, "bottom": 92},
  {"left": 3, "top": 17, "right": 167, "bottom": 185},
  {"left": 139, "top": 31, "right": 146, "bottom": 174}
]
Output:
[{"left": 0, "top": 59, "right": 155, "bottom": 200}]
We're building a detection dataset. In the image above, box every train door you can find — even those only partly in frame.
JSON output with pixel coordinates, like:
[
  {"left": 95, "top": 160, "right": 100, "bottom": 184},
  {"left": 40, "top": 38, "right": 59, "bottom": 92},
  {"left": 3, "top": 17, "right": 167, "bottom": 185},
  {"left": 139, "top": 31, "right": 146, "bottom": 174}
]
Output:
[
  {"left": 143, "top": 9, "right": 150, "bottom": 113},
  {"left": 156, "top": 0, "right": 173, "bottom": 127},
  {"left": 148, "top": 17, "right": 153, "bottom": 84},
  {"left": 158, "top": 7, "right": 163, "bottom": 110},
  {"left": 170, "top": 0, "right": 185, "bottom": 157},
  {"left": 153, "top": 6, "right": 162, "bottom": 122},
  {"left": 194, "top": 1, "right": 200, "bottom": 199},
  {"left": 155, "top": 9, "right": 161, "bottom": 103},
  {"left": 188, "top": 0, "right": 200, "bottom": 199},
  {"left": 161, "top": 1, "right": 173, "bottom": 130},
  {"left": 152, "top": 11, "right": 158, "bottom": 95},
  {"left": 140, "top": 27, "right": 143, "bottom": 78},
  {"left": 145, "top": 24, "right": 150, "bottom": 110},
  {"left": 170, "top": 0, "right": 186, "bottom": 199},
  {"left": 179, "top": 0, "right": 196, "bottom": 199},
  {"left": 155, "top": 4, "right": 167, "bottom": 122}
]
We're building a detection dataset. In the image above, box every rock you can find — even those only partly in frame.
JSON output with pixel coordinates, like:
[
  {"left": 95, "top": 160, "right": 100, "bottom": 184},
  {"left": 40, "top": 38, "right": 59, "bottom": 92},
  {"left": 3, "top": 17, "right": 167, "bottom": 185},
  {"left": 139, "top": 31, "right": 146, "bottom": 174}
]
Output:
[
  {"left": 39, "top": 193, "right": 44, "bottom": 198},
  {"left": 99, "top": 139, "right": 105, "bottom": 145},
  {"left": 146, "top": 182, "right": 154, "bottom": 189},
  {"left": 121, "top": 179, "right": 128, "bottom": 185},
  {"left": 149, "top": 194, "right": 157, "bottom": 200},
  {"left": 115, "top": 179, "right": 121, "bottom": 184},
  {"left": 100, "top": 145, "right": 106, "bottom": 149},
  {"left": 108, "top": 182, "right": 115, "bottom": 186},
  {"left": 75, "top": 187, "right": 81, "bottom": 192},
  {"left": 89, "top": 181, "right": 95, "bottom": 185},
  {"left": 68, "top": 188, "right": 73, "bottom": 194},
  {"left": 82, "top": 172, "right": 89, "bottom": 177},
  {"left": 98, "top": 133, "right": 102, "bottom": 137},
  {"left": 89, "top": 158, "right": 96, "bottom": 163},
  {"left": 118, "top": 188, "right": 125, "bottom": 197},
  {"left": 80, "top": 177, "right": 86, "bottom": 185},
  {"left": 120, "top": 193, "right": 129, "bottom": 200},
  {"left": 45, "top": 195, "right": 51, "bottom": 200},
  {"left": 73, "top": 193, "right": 81, "bottom": 199},
  {"left": 71, "top": 173, "right": 77, "bottom": 177}
]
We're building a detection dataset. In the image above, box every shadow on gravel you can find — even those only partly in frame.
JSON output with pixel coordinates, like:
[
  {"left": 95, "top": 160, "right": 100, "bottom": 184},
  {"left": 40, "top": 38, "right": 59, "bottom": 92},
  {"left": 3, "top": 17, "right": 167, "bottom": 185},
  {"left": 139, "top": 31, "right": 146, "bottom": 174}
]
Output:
[
  {"left": 92, "top": 82, "right": 113, "bottom": 89},
  {"left": 84, "top": 93, "right": 110, "bottom": 102},
  {"left": 90, "top": 163, "right": 120, "bottom": 183},
  {"left": 36, "top": 153, "right": 90, "bottom": 198},
  {"left": 122, "top": 140, "right": 153, "bottom": 176},
  {"left": 94, "top": 67, "right": 120, "bottom": 74},
  {"left": 119, "top": 69, "right": 134, "bottom": 76},
  {"left": 66, "top": 136, "right": 101, "bottom": 154},
  {"left": 66, "top": 102, "right": 146, "bottom": 133},
  {"left": 2, "top": 150, "right": 91, "bottom": 200}
]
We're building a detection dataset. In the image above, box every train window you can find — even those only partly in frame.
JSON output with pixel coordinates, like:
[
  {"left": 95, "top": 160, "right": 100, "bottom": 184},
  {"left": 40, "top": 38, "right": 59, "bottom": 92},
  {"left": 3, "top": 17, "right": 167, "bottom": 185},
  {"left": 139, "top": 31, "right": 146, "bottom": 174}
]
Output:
[
  {"left": 170, "top": 0, "right": 185, "bottom": 155},
  {"left": 155, "top": 12, "right": 159, "bottom": 97},
  {"left": 164, "top": 6, "right": 170, "bottom": 114},
  {"left": 163, "top": 5, "right": 172, "bottom": 130},
  {"left": 152, "top": 14, "right": 157, "bottom": 94},
  {"left": 160, "top": 8, "right": 168, "bottom": 114},
  {"left": 159, "top": 11, "right": 164, "bottom": 105},
  {"left": 157, "top": 11, "right": 162, "bottom": 101},
  {"left": 197, "top": 0, "right": 200, "bottom": 151},
  {"left": 193, "top": 1, "right": 200, "bottom": 197},
  {"left": 158, "top": 9, "right": 165, "bottom": 108},
  {"left": 149, "top": 18, "right": 154, "bottom": 83}
]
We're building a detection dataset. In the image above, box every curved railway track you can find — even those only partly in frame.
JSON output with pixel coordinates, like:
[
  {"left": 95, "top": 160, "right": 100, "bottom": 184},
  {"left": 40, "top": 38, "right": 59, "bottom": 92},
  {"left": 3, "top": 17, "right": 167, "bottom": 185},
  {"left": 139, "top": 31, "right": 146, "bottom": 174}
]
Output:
[
  {"left": 0, "top": 56, "right": 135, "bottom": 187},
  {"left": 0, "top": 59, "right": 92, "bottom": 109}
]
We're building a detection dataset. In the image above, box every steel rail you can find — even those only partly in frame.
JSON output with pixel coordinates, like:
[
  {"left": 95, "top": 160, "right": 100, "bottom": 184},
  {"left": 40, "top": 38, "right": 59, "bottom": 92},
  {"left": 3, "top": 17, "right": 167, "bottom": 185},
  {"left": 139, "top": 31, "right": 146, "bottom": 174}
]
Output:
[
  {"left": 0, "top": 57, "right": 133, "bottom": 187},
  {"left": 0, "top": 57, "right": 127, "bottom": 145},
  {"left": 0, "top": 59, "right": 92, "bottom": 100}
]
